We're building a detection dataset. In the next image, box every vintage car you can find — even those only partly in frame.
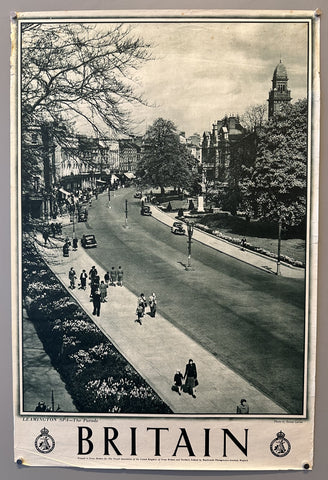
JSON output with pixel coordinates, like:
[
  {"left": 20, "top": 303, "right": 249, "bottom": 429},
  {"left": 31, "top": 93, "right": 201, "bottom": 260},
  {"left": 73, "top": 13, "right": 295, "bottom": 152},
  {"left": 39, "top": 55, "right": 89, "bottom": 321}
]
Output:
[
  {"left": 134, "top": 191, "right": 142, "bottom": 199},
  {"left": 81, "top": 234, "right": 97, "bottom": 248},
  {"left": 141, "top": 205, "right": 152, "bottom": 216},
  {"left": 171, "top": 221, "right": 186, "bottom": 235},
  {"left": 78, "top": 209, "right": 88, "bottom": 222}
]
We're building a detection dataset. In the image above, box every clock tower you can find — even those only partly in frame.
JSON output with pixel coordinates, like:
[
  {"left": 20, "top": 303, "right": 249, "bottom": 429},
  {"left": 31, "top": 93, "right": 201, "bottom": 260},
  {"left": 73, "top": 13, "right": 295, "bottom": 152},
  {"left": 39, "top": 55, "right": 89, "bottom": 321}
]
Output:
[{"left": 268, "top": 60, "right": 292, "bottom": 118}]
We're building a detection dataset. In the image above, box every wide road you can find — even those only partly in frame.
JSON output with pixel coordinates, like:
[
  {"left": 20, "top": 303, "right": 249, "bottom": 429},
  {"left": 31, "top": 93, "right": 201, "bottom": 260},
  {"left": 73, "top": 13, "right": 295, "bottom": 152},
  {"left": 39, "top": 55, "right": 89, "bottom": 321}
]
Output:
[{"left": 75, "top": 188, "right": 305, "bottom": 414}]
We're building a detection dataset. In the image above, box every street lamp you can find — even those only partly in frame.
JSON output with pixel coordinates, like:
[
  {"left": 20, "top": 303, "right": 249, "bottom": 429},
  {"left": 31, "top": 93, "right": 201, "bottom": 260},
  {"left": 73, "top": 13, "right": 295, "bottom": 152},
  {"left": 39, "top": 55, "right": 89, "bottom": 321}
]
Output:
[
  {"left": 276, "top": 217, "right": 282, "bottom": 275},
  {"left": 186, "top": 221, "right": 194, "bottom": 269},
  {"left": 108, "top": 185, "right": 111, "bottom": 208},
  {"left": 125, "top": 199, "right": 128, "bottom": 228}
]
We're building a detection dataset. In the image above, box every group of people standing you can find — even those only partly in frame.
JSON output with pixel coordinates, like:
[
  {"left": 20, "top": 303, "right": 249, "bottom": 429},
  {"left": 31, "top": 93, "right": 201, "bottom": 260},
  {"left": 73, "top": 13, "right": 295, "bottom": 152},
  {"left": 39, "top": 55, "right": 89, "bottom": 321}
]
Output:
[
  {"left": 67, "top": 264, "right": 124, "bottom": 317},
  {"left": 136, "top": 292, "right": 157, "bottom": 324},
  {"left": 104, "top": 266, "right": 124, "bottom": 287}
]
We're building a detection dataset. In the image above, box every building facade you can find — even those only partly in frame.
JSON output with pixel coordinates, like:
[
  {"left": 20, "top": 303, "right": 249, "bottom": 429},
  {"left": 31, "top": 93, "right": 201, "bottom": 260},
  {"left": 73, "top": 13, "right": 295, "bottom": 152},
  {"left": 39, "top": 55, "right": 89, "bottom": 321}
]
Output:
[
  {"left": 118, "top": 138, "right": 142, "bottom": 173},
  {"left": 201, "top": 115, "right": 245, "bottom": 185}
]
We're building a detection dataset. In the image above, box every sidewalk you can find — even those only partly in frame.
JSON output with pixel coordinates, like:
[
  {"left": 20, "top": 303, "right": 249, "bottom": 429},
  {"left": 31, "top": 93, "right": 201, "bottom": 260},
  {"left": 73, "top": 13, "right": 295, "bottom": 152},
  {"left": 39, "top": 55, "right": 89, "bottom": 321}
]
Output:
[
  {"left": 36, "top": 236, "right": 286, "bottom": 415},
  {"left": 23, "top": 308, "right": 77, "bottom": 412},
  {"left": 150, "top": 206, "right": 305, "bottom": 279}
]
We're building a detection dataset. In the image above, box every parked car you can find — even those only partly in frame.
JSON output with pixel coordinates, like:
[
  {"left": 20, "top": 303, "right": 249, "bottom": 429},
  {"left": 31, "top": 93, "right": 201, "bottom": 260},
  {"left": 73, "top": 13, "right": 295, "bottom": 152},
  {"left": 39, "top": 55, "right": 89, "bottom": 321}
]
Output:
[
  {"left": 81, "top": 234, "right": 97, "bottom": 248},
  {"left": 141, "top": 205, "right": 152, "bottom": 216},
  {"left": 171, "top": 221, "right": 186, "bottom": 235},
  {"left": 78, "top": 209, "right": 88, "bottom": 222},
  {"left": 134, "top": 191, "right": 142, "bottom": 199}
]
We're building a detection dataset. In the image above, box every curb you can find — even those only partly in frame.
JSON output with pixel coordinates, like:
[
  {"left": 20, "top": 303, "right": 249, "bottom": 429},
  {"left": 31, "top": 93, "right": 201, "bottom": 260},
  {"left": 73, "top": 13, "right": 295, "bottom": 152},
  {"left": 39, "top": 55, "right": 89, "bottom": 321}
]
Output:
[{"left": 151, "top": 206, "right": 305, "bottom": 276}]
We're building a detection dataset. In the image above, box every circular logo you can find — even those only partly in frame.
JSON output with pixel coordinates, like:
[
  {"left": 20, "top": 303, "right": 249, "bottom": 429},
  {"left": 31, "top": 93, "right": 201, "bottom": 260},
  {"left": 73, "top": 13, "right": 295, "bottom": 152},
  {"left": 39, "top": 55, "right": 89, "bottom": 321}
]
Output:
[
  {"left": 34, "top": 427, "right": 55, "bottom": 454},
  {"left": 270, "top": 431, "right": 291, "bottom": 457}
]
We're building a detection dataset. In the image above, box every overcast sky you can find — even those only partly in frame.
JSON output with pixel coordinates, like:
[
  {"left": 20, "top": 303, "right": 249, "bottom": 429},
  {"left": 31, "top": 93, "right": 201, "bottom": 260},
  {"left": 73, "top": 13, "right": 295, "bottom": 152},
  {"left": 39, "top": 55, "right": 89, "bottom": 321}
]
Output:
[{"left": 123, "top": 21, "right": 308, "bottom": 137}]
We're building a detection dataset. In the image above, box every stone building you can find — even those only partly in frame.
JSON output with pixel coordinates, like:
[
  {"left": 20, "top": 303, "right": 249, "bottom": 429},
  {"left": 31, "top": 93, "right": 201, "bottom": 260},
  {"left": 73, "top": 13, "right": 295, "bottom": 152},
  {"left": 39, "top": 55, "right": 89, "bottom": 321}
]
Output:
[
  {"left": 201, "top": 115, "right": 245, "bottom": 185},
  {"left": 118, "top": 138, "right": 141, "bottom": 173},
  {"left": 268, "top": 60, "right": 292, "bottom": 118}
]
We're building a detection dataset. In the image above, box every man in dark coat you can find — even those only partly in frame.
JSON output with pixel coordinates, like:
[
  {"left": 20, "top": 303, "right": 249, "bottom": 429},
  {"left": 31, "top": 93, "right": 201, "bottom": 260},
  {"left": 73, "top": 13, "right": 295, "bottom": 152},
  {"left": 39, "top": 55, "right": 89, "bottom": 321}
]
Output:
[
  {"left": 236, "top": 399, "right": 249, "bottom": 414},
  {"left": 92, "top": 289, "right": 101, "bottom": 317},
  {"left": 80, "top": 269, "right": 88, "bottom": 290},
  {"left": 43, "top": 229, "right": 49, "bottom": 245},
  {"left": 89, "top": 266, "right": 97, "bottom": 281},
  {"left": 184, "top": 359, "right": 197, "bottom": 398}
]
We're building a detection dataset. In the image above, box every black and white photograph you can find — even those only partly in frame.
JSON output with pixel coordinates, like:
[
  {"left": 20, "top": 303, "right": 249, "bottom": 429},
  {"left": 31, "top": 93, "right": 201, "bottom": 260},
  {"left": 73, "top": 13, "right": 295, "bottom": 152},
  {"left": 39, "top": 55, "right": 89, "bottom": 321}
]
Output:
[{"left": 11, "top": 9, "right": 320, "bottom": 470}]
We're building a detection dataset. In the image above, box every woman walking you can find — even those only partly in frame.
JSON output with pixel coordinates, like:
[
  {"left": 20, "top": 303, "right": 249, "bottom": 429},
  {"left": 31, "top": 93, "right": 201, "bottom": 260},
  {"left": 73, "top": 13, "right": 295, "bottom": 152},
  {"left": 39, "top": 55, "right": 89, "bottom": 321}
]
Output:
[{"left": 184, "top": 359, "right": 197, "bottom": 398}]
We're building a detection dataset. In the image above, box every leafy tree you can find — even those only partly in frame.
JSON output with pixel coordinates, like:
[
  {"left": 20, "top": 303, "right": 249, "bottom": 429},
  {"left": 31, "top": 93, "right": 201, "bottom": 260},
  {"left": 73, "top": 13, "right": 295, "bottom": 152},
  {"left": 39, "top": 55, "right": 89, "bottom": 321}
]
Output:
[
  {"left": 240, "top": 99, "right": 308, "bottom": 226},
  {"left": 136, "top": 118, "right": 196, "bottom": 194},
  {"left": 21, "top": 23, "right": 151, "bottom": 190}
]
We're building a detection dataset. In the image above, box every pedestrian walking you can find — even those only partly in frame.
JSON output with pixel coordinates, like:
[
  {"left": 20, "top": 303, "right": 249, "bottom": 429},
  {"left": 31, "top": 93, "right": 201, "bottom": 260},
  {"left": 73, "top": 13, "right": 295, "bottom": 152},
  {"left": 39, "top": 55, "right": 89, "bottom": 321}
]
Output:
[
  {"left": 148, "top": 292, "right": 157, "bottom": 317},
  {"left": 89, "top": 266, "right": 97, "bottom": 282},
  {"left": 50, "top": 223, "right": 56, "bottom": 237},
  {"left": 72, "top": 236, "right": 78, "bottom": 251},
  {"left": 79, "top": 269, "right": 88, "bottom": 290},
  {"left": 99, "top": 281, "right": 108, "bottom": 302},
  {"left": 137, "top": 293, "right": 147, "bottom": 317},
  {"left": 117, "top": 266, "right": 124, "bottom": 286},
  {"left": 236, "top": 399, "right": 249, "bottom": 414},
  {"left": 92, "top": 289, "right": 101, "bottom": 317},
  {"left": 42, "top": 229, "right": 49, "bottom": 245},
  {"left": 183, "top": 359, "right": 198, "bottom": 398},
  {"left": 241, "top": 237, "right": 247, "bottom": 251},
  {"left": 136, "top": 304, "right": 144, "bottom": 325},
  {"left": 172, "top": 369, "right": 183, "bottom": 395},
  {"left": 68, "top": 267, "right": 76, "bottom": 289},
  {"left": 89, "top": 272, "right": 99, "bottom": 300},
  {"left": 63, "top": 241, "right": 69, "bottom": 257},
  {"left": 104, "top": 271, "right": 110, "bottom": 286},
  {"left": 110, "top": 266, "right": 117, "bottom": 286}
]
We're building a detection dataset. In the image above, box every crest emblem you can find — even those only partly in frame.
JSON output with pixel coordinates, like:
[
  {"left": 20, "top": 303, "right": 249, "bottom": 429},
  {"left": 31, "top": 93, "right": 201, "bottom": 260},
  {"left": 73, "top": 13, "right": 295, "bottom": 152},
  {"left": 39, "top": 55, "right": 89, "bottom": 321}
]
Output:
[
  {"left": 270, "top": 431, "right": 291, "bottom": 457},
  {"left": 34, "top": 427, "right": 55, "bottom": 454}
]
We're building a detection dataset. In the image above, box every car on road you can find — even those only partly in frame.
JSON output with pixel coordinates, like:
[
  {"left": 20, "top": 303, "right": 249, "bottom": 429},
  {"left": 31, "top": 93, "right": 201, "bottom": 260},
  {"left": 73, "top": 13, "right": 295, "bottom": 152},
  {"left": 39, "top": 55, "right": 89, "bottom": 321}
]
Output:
[
  {"left": 78, "top": 209, "right": 88, "bottom": 222},
  {"left": 134, "top": 191, "right": 142, "bottom": 198},
  {"left": 81, "top": 234, "right": 97, "bottom": 248},
  {"left": 171, "top": 221, "right": 186, "bottom": 235},
  {"left": 141, "top": 205, "right": 152, "bottom": 216}
]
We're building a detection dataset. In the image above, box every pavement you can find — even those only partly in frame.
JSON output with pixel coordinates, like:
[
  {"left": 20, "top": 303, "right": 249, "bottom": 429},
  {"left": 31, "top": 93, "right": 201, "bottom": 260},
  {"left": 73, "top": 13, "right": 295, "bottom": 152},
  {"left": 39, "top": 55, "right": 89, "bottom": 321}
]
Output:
[
  {"left": 34, "top": 232, "right": 287, "bottom": 416},
  {"left": 22, "top": 308, "right": 77, "bottom": 413},
  {"left": 150, "top": 206, "right": 305, "bottom": 279}
]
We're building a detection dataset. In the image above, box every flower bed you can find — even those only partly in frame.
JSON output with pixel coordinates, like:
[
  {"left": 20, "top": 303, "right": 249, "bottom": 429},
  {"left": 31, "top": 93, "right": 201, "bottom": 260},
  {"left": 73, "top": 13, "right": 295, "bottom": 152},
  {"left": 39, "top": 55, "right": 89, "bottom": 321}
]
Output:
[
  {"left": 22, "top": 239, "right": 171, "bottom": 414},
  {"left": 194, "top": 223, "right": 305, "bottom": 268}
]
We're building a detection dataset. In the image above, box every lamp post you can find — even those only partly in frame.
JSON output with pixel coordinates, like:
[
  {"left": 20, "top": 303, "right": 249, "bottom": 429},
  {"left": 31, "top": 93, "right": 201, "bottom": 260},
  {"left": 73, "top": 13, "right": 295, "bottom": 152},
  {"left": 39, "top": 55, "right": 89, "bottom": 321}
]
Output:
[
  {"left": 276, "top": 217, "right": 282, "bottom": 275},
  {"left": 186, "top": 221, "right": 194, "bottom": 269},
  {"left": 125, "top": 199, "right": 128, "bottom": 228}
]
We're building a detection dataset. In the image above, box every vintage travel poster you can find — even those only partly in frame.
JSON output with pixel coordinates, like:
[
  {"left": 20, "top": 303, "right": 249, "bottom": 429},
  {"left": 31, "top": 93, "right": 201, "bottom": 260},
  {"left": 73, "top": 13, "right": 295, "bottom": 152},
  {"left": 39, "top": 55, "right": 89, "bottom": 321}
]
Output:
[{"left": 11, "top": 10, "right": 320, "bottom": 470}]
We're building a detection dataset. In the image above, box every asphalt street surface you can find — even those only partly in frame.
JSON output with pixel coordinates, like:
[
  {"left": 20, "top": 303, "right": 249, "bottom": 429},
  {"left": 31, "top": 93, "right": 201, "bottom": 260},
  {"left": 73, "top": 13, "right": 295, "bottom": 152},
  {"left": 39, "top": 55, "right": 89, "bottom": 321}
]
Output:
[{"left": 73, "top": 188, "right": 305, "bottom": 414}]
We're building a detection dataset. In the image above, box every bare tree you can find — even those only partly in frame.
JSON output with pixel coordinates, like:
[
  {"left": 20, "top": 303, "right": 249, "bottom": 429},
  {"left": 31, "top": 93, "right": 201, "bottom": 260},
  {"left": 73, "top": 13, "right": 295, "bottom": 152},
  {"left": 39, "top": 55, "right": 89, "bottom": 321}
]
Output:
[
  {"left": 21, "top": 23, "right": 152, "bottom": 134},
  {"left": 240, "top": 103, "right": 267, "bottom": 132}
]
